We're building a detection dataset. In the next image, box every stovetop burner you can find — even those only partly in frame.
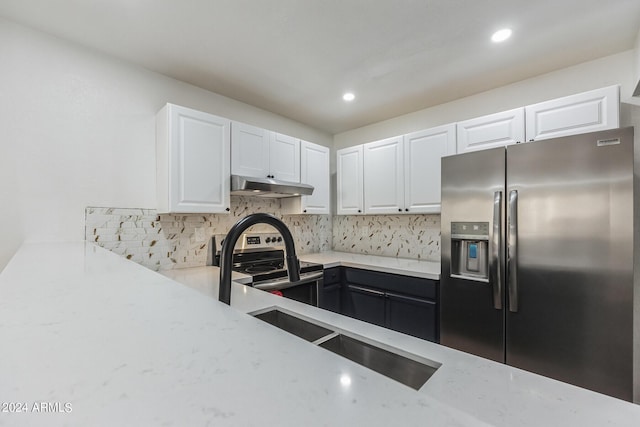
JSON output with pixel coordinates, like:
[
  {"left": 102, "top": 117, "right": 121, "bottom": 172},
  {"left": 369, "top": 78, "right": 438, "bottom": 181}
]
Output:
[
  {"left": 242, "top": 265, "right": 280, "bottom": 274},
  {"left": 212, "top": 234, "right": 323, "bottom": 283}
]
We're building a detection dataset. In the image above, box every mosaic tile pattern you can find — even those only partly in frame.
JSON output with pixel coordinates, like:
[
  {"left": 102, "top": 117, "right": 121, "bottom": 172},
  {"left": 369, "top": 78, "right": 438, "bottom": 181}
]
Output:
[
  {"left": 332, "top": 214, "right": 441, "bottom": 261},
  {"left": 85, "top": 197, "right": 331, "bottom": 271}
]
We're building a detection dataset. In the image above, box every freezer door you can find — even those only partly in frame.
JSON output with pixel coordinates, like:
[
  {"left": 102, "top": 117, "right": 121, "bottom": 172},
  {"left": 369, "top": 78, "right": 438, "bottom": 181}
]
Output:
[
  {"left": 505, "top": 127, "right": 634, "bottom": 401},
  {"left": 440, "top": 147, "right": 506, "bottom": 362}
]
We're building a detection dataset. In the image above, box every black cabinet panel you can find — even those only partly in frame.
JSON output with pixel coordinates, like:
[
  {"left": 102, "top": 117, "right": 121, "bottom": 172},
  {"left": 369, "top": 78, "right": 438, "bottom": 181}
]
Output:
[
  {"left": 320, "top": 283, "right": 341, "bottom": 313},
  {"left": 323, "top": 267, "right": 341, "bottom": 285},
  {"left": 344, "top": 268, "right": 437, "bottom": 299},
  {"left": 318, "top": 266, "right": 440, "bottom": 343},
  {"left": 320, "top": 268, "right": 342, "bottom": 313},
  {"left": 386, "top": 292, "right": 437, "bottom": 342},
  {"left": 345, "top": 285, "right": 386, "bottom": 327}
]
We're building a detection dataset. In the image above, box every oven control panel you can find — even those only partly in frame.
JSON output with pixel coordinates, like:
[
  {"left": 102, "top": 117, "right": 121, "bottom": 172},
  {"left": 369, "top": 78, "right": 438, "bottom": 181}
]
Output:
[
  {"left": 241, "top": 232, "right": 284, "bottom": 249},
  {"left": 212, "top": 232, "right": 285, "bottom": 252}
]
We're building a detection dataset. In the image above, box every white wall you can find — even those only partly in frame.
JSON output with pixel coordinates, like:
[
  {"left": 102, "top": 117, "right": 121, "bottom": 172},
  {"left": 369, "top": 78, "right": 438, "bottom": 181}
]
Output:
[
  {"left": 334, "top": 50, "right": 637, "bottom": 149},
  {"left": 0, "top": 17, "right": 331, "bottom": 271}
]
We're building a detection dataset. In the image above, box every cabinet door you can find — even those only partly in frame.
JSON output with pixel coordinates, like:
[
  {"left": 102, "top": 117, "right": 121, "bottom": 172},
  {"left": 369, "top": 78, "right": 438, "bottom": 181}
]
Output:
[
  {"left": 404, "top": 124, "right": 456, "bottom": 214},
  {"left": 525, "top": 85, "right": 619, "bottom": 141},
  {"left": 336, "top": 146, "right": 364, "bottom": 215},
  {"left": 231, "top": 121, "right": 270, "bottom": 178},
  {"left": 300, "top": 140, "right": 330, "bottom": 214},
  {"left": 456, "top": 108, "right": 525, "bottom": 153},
  {"left": 363, "top": 136, "right": 404, "bottom": 214},
  {"left": 386, "top": 292, "right": 438, "bottom": 342},
  {"left": 320, "top": 283, "right": 342, "bottom": 313},
  {"left": 345, "top": 285, "right": 386, "bottom": 326},
  {"left": 157, "top": 104, "right": 230, "bottom": 213},
  {"left": 269, "top": 132, "right": 300, "bottom": 182},
  {"left": 323, "top": 267, "right": 341, "bottom": 286}
]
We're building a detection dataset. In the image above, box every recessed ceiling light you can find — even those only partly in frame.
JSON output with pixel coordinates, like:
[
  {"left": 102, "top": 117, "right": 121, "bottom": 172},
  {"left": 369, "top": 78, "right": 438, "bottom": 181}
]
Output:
[
  {"left": 343, "top": 92, "right": 355, "bottom": 102},
  {"left": 491, "top": 28, "right": 512, "bottom": 43}
]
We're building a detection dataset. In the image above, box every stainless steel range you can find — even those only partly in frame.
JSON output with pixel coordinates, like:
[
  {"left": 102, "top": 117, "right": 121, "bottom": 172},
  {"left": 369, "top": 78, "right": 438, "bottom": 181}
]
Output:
[{"left": 212, "top": 232, "right": 323, "bottom": 306}]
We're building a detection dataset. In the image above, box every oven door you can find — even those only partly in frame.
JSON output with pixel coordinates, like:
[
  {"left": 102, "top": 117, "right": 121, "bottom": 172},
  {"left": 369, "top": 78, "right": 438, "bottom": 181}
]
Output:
[{"left": 253, "top": 272, "right": 323, "bottom": 306}]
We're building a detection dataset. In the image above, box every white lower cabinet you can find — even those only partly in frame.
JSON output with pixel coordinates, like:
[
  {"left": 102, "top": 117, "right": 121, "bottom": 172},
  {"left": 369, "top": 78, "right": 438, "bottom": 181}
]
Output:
[
  {"left": 336, "top": 145, "right": 364, "bottom": 215},
  {"left": 363, "top": 136, "right": 404, "bottom": 214},
  {"left": 404, "top": 124, "right": 456, "bottom": 213},
  {"left": 456, "top": 108, "right": 525, "bottom": 153},
  {"left": 156, "top": 103, "right": 230, "bottom": 214},
  {"left": 282, "top": 141, "right": 330, "bottom": 214},
  {"left": 525, "top": 85, "right": 619, "bottom": 141}
]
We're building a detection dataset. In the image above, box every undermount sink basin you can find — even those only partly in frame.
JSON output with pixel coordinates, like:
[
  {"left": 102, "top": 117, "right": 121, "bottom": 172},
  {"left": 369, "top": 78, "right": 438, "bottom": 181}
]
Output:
[
  {"left": 253, "top": 309, "right": 334, "bottom": 342},
  {"left": 252, "top": 307, "right": 440, "bottom": 390},
  {"left": 318, "top": 334, "right": 438, "bottom": 390}
]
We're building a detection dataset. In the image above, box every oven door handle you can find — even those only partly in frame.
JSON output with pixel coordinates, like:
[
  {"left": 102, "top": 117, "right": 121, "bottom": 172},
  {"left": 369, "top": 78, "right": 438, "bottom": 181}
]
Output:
[{"left": 252, "top": 272, "right": 323, "bottom": 291}]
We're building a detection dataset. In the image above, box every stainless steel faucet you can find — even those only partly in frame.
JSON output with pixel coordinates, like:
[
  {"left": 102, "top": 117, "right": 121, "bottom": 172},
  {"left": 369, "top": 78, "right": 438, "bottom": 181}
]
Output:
[{"left": 218, "top": 213, "right": 300, "bottom": 305}]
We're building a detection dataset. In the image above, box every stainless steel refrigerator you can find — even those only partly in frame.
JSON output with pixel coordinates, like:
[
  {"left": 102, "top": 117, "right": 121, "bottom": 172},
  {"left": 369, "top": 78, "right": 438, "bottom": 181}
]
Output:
[{"left": 440, "top": 127, "right": 635, "bottom": 402}]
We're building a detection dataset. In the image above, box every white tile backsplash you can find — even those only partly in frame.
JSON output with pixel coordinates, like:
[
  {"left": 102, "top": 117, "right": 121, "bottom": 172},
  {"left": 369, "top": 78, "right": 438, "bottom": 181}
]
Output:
[
  {"left": 85, "top": 197, "right": 331, "bottom": 271},
  {"left": 332, "top": 214, "right": 440, "bottom": 261},
  {"left": 86, "top": 202, "right": 441, "bottom": 271}
]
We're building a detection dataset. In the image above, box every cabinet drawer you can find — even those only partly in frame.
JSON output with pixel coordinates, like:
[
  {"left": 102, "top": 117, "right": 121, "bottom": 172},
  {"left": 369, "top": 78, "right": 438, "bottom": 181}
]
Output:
[
  {"left": 323, "top": 267, "right": 341, "bottom": 285},
  {"left": 386, "top": 292, "right": 438, "bottom": 342},
  {"left": 344, "top": 268, "right": 437, "bottom": 300},
  {"left": 345, "top": 285, "right": 386, "bottom": 327}
]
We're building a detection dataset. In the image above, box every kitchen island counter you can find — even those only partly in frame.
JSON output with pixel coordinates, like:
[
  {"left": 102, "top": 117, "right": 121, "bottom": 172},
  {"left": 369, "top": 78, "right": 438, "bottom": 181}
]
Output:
[{"left": 1, "top": 242, "right": 639, "bottom": 426}]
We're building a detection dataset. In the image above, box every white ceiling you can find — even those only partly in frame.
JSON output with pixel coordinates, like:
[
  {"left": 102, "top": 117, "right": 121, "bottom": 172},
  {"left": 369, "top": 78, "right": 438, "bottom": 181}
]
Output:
[{"left": 1, "top": 0, "right": 639, "bottom": 134}]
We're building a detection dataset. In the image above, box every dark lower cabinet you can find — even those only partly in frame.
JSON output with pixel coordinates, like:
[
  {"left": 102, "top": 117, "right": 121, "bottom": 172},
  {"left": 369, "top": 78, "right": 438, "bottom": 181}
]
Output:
[
  {"left": 386, "top": 292, "right": 437, "bottom": 342},
  {"left": 341, "top": 267, "right": 439, "bottom": 343},
  {"left": 345, "top": 285, "right": 386, "bottom": 327},
  {"left": 320, "top": 267, "right": 342, "bottom": 313},
  {"left": 321, "top": 283, "right": 342, "bottom": 313},
  {"left": 319, "top": 266, "right": 440, "bottom": 343}
]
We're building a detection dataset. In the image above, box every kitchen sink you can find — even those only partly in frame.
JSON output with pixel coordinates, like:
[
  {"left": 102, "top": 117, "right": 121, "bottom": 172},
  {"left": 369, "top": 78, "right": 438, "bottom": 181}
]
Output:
[
  {"left": 318, "top": 334, "right": 438, "bottom": 390},
  {"left": 251, "top": 307, "right": 440, "bottom": 390},
  {"left": 253, "top": 309, "right": 334, "bottom": 342}
]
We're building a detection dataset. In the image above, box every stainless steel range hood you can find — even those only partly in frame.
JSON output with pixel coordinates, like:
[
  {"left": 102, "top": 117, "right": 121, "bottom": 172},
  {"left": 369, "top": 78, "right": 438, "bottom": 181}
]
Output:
[{"left": 230, "top": 175, "right": 313, "bottom": 198}]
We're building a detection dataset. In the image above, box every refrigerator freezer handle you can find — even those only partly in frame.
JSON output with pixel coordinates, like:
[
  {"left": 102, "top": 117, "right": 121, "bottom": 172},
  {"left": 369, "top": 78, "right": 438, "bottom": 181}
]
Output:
[
  {"left": 491, "top": 191, "right": 503, "bottom": 310},
  {"left": 508, "top": 190, "right": 518, "bottom": 312}
]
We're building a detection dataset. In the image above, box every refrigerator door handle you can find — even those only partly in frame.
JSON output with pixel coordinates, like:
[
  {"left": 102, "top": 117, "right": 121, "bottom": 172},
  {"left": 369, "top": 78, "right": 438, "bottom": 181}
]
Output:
[
  {"left": 491, "top": 191, "right": 503, "bottom": 310},
  {"left": 507, "top": 189, "right": 518, "bottom": 312}
]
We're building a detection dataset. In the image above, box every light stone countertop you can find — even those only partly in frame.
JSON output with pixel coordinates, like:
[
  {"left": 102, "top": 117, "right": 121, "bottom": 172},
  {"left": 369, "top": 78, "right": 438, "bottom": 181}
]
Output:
[
  {"left": 1, "top": 242, "right": 639, "bottom": 427},
  {"left": 297, "top": 250, "right": 441, "bottom": 280}
]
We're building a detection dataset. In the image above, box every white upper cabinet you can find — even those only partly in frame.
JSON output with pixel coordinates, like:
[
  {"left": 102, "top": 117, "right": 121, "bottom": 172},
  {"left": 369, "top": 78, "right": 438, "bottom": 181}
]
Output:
[
  {"left": 231, "top": 123, "right": 300, "bottom": 182},
  {"left": 269, "top": 132, "right": 301, "bottom": 182},
  {"left": 404, "top": 124, "right": 456, "bottom": 213},
  {"left": 156, "top": 103, "right": 230, "bottom": 214},
  {"left": 363, "top": 136, "right": 404, "bottom": 214},
  {"left": 456, "top": 108, "right": 525, "bottom": 153},
  {"left": 525, "top": 85, "right": 619, "bottom": 141},
  {"left": 337, "top": 145, "right": 364, "bottom": 215},
  {"left": 231, "top": 122, "right": 270, "bottom": 178},
  {"left": 336, "top": 124, "right": 456, "bottom": 215},
  {"left": 282, "top": 141, "right": 330, "bottom": 214}
]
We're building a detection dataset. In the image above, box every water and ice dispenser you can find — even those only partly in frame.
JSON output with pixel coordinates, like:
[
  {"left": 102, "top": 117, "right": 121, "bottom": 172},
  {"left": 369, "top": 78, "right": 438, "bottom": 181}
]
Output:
[{"left": 450, "top": 222, "right": 489, "bottom": 282}]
